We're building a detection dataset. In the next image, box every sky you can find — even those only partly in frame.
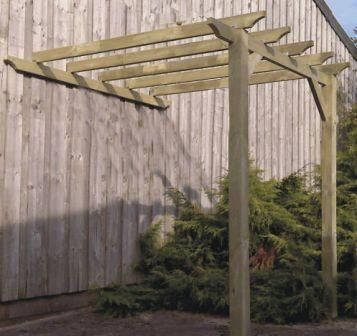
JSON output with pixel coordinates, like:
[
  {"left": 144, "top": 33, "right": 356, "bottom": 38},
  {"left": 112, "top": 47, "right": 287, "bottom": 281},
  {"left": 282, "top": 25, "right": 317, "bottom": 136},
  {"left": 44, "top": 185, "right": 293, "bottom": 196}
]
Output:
[{"left": 325, "top": 0, "right": 356, "bottom": 37}]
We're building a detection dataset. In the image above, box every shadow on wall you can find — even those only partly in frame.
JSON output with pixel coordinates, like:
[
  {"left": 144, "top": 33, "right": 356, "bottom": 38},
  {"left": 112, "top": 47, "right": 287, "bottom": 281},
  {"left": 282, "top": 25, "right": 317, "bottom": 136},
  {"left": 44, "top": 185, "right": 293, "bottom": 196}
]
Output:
[
  {"left": 0, "top": 86, "right": 216, "bottom": 303},
  {"left": 0, "top": 197, "right": 173, "bottom": 303}
]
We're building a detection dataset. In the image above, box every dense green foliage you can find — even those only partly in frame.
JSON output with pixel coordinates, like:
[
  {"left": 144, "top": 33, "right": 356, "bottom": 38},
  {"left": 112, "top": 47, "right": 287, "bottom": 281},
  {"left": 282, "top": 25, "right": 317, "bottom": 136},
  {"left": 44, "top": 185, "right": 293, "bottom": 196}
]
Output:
[{"left": 96, "top": 104, "right": 356, "bottom": 323}]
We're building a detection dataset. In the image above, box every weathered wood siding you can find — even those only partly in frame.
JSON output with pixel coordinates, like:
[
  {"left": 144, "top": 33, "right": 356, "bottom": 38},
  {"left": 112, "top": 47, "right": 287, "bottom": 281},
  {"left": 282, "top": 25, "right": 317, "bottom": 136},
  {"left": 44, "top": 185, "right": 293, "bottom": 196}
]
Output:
[{"left": 0, "top": 0, "right": 356, "bottom": 301}]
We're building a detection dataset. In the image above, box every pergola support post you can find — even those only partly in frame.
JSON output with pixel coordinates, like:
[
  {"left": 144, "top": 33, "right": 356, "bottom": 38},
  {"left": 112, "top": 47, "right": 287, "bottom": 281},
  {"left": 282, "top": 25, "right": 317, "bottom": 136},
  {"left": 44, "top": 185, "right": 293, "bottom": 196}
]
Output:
[
  {"left": 228, "top": 29, "right": 250, "bottom": 336},
  {"left": 321, "top": 76, "right": 338, "bottom": 319}
]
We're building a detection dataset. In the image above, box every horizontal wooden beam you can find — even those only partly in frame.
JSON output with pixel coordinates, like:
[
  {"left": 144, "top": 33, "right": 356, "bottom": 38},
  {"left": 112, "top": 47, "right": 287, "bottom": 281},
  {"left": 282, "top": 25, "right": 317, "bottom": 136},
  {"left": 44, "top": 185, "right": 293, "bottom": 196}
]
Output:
[
  {"left": 126, "top": 52, "right": 333, "bottom": 89},
  {"left": 98, "top": 40, "right": 314, "bottom": 82},
  {"left": 150, "top": 63, "right": 348, "bottom": 96},
  {"left": 247, "top": 32, "right": 330, "bottom": 85},
  {"left": 32, "top": 11, "right": 266, "bottom": 62},
  {"left": 67, "top": 27, "right": 291, "bottom": 73},
  {"left": 4, "top": 57, "right": 169, "bottom": 109}
]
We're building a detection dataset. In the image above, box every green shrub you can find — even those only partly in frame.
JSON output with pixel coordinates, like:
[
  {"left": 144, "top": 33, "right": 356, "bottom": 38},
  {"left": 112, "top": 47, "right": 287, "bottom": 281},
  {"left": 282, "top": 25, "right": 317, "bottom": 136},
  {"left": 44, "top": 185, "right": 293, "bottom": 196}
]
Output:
[{"left": 96, "top": 105, "right": 356, "bottom": 323}]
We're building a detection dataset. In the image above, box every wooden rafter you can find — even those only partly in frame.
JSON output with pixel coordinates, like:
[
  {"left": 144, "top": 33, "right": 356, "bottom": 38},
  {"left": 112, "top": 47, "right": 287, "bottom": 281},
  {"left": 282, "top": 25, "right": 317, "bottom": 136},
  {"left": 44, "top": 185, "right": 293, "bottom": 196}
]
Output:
[
  {"left": 4, "top": 57, "right": 169, "bottom": 109},
  {"left": 98, "top": 41, "right": 314, "bottom": 81},
  {"left": 32, "top": 11, "right": 266, "bottom": 62},
  {"left": 126, "top": 52, "right": 334, "bottom": 89},
  {"left": 66, "top": 27, "right": 291, "bottom": 72},
  {"left": 149, "top": 63, "right": 349, "bottom": 96}
]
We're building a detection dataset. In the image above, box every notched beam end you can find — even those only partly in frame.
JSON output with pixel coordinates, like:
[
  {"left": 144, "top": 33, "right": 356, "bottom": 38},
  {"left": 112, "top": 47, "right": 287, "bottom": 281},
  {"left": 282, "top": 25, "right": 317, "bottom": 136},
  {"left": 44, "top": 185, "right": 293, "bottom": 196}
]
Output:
[
  {"left": 250, "top": 26, "right": 290, "bottom": 44},
  {"left": 320, "top": 62, "right": 350, "bottom": 75},
  {"left": 154, "top": 96, "right": 171, "bottom": 109},
  {"left": 246, "top": 11, "right": 267, "bottom": 28},
  {"left": 207, "top": 17, "right": 236, "bottom": 43},
  {"left": 4, "top": 56, "right": 18, "bottom": 70},
  {"left": 296, "top": 40, "right": 315, "bottom": 54}
]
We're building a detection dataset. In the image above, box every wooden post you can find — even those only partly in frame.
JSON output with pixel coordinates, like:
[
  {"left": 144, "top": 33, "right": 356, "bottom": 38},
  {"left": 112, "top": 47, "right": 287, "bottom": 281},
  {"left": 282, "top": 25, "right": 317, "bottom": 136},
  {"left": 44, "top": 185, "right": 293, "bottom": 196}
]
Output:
[
  {"left": 321, "top": 76, "right": 338, "bottom": 318},
  {"left": 228, "top": 29, "right": 250, "bottom": 336}
]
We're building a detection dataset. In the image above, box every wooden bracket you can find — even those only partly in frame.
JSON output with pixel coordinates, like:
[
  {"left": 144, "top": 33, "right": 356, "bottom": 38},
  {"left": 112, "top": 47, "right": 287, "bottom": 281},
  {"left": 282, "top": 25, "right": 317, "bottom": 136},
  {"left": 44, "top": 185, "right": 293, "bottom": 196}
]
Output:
[{"left": 308, "top": 78, "right": 328, "bottom": 121}]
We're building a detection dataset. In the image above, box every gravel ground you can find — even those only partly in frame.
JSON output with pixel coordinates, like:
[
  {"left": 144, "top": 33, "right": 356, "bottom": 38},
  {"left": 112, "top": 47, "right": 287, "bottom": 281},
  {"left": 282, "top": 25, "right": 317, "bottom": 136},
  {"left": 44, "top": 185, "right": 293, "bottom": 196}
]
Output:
[{"left": 0, "top": 309, "right": 356, "bottom": 336}]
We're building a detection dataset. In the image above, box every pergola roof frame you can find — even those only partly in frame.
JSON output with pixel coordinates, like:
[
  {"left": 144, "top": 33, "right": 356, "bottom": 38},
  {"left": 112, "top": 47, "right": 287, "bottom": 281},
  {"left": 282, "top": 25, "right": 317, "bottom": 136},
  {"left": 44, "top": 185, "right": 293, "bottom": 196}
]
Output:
[{"left": 4, "top": 11, "right": 349, "bottom": 336}]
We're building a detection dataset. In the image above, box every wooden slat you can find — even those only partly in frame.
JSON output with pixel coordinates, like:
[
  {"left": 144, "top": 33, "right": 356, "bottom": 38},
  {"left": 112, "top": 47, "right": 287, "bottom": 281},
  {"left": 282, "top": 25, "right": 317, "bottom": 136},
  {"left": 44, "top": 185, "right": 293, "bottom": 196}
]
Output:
[
  {"left": 67, "top": 27, "right": 291, "bottom": 72},
  {"left": 99, "top": 40, "right": 314, "bottom": 82},
  {"left": 32, "top": 11, "right": 266, "bottom": 62},
  {"left": 22, "top": 0, "right": 47, "bottom": 298},
  {"left": 47, "top": 0, "right": 73, "bottom": 296},
  {"left": 127, "top": 52, "right": 333, "bottom": 89},
  {"left": 1, "top": 0, "right": 25, "bottom": 301},
  {"left": 87, "top": 0, "right": 109, "bottom": 290},
  {"left": 0, "top": 0, "right": 10, "bottom": 301},
  {"left": 150, "top": 63, "right": 349, "bottom": 96},
  {"left": 4, "top": 56, "right": 169, "bottom": 109},
  {"left": 68, "top": 0, "right": 93, "bottom": 292},
  {"left": 18, "top": 0, "right": 33, "bottom": 299}
]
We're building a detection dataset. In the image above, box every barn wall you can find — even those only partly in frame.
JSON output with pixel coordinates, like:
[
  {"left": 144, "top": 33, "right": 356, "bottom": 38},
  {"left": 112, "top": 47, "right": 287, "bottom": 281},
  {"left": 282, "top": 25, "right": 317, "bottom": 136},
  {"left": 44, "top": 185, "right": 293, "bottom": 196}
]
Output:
[{"left": 0, "top": 0, "right": 356, "bottom": 301}]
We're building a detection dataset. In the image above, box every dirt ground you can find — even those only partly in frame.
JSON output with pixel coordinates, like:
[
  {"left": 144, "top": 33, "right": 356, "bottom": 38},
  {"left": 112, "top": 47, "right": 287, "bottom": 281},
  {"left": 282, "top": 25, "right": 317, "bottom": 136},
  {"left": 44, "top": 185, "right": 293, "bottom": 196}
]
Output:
[{"left": 0, "top": 308, "right": 356, "bottom": 336}]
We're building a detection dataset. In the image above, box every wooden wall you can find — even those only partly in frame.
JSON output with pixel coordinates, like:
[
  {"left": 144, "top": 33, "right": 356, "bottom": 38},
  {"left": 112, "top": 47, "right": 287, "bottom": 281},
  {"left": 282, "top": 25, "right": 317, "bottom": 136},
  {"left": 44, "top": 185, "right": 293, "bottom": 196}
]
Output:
[{"left": 0, "top": 0, "right": 355, "bottom": 302}]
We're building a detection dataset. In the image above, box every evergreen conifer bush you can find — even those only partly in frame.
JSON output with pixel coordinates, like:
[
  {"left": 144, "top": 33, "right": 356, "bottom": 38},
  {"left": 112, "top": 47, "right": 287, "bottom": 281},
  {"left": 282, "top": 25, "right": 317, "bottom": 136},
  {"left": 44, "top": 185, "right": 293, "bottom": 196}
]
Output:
[{"left": 96, "top": 105, "right": 356, "bottom": 323}]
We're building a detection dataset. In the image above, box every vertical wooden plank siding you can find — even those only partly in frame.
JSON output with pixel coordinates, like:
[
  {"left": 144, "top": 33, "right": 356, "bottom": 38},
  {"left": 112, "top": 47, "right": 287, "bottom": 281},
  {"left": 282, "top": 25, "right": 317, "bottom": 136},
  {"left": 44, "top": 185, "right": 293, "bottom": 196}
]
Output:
[
  {"left": 271, "top": 0, "right": 279, "bottom": 179},
  {"left": 256, "top": 0, "right": 267, "bottom": 178},
  {"left": 18, "top": 0, "right": 32, "bottom": 299},
  {"left": 1, "top": 0, "right": 26, "bottom": 302},
  {"left": 47, "top": 0, "right": 73, "bottom": 295},
  {"left": 0, "top": 0, "right": 10, "bottom": 300},
  {"left": 249, "top": 0, "right": 259, "bottom": 167},
  {"left": 0, "top": 0, "right": 355, "bottom": 302},
  {"left": 88, "top": 0, "right": 109, "bottom": 289},
  {"left": 68, "top": 0, "right": 92, "bottom": 293},
  {"left": 298, "top": 0, "right": 305, "bottom": 172},
  {"left": 22, "top": 0, "right": 48, "bottom": 299},
  {"left": 278, "top": 0, "right": 287, "bottom": 179},
  {"left": 0, "top": 0, "right": 10, "bottom": 301}
]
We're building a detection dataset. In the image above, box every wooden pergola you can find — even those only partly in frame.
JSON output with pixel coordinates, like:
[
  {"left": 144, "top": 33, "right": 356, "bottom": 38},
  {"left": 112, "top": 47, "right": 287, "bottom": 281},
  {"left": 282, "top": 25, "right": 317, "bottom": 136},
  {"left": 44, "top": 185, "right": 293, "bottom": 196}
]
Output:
[{"left": 5, "top": 11, "right": 349, "bottom": 336}]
